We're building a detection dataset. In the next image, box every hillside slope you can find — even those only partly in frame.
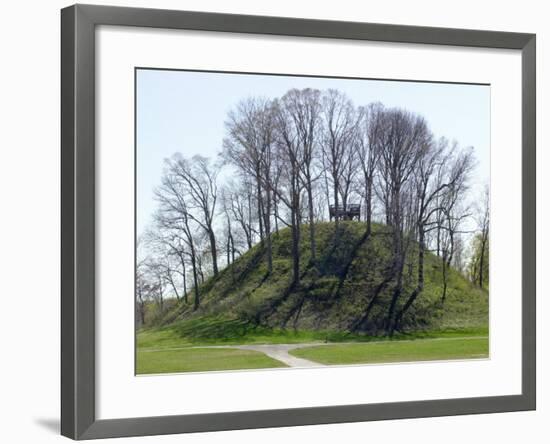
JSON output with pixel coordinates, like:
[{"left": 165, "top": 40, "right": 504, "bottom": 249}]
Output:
[{"left": 158, "top": 222, "right": 488, "bottom": 336}]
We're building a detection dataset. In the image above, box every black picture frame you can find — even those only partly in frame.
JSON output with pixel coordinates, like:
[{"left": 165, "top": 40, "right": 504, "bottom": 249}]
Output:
[{"left": 61, "top": 4, "right": 536, "bottom": 440}]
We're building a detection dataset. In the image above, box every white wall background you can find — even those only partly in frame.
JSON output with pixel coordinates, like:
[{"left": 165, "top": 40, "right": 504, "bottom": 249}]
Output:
[{"left": 0, "top": 0, "right": 546, "bottom": 442}]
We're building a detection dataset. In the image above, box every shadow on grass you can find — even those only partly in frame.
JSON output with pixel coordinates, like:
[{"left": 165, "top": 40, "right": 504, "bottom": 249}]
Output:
[{"left": 173, "top": 317, "right": 264, "bottom": 342}]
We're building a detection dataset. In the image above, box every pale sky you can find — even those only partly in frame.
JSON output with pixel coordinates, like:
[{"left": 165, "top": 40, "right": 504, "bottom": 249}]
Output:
[{"left": 136, "top": 68, "right": 490, "bottom": 236}]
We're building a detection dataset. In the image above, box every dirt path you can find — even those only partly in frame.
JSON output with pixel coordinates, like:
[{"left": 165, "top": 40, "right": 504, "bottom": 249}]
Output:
[
  {"left": 191, "top": 343, "right": 325, "bottom": 367},
  {"left": 223, "top": 344, "right": 324, "bottom": 368}
]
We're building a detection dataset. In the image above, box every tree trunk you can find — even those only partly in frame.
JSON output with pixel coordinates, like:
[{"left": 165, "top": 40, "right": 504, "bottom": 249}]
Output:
[
  {"left": 274, "top": 194, "right": 279, "bottom": 234},
  {"left": 264, "top": 188, "right": 273, "bottom": 274},
  {"left": 291, "top": 216, "right": 300, "bottom": 287},
  {"left": 169, "top": 276, "right": 180, "bottom": 301},
  {"left": 137, "top": 291, "right": 146, "bottom": 326},
  {"left": 436, "top": 217, "right": 442, "bottom": 257},
  {"left": 394, "top": 227, "right": 426, "bottom": 330},
  {"left": 386, "top": 218, "right": 405, "bottom": 336},
  {"left": 306, "top": 183, "right": 316, "bottom": 263},
  {"left": 365, "top": 177, "right": 373, "bottom": 235},
  {"left": 208, "top": 228, "right": 219, "bottom": 276},
  {"left": 257, "top": 178, "right": 264, "bottom": 241},
  {"left": 386, "top": 269, "right": 403, "bottom": 336},
  {"left": 290, "top": 185, "right": 301, "bottom": 287},
  {"left": 441, "top": 255, "right": 448, "bottom": 302},
  {"left": 181, "top": 259, "right": 188, "bottom": 304},
  {"left": 158, "top": 277, "right": 164, "bottom": 311},
  {"left": 226, "top": 236, "right": 231, "bottom": 265},
  {"left": 478, "top": 233, "right": 487, "bottom": 288},
  {"left": 185, "top": 219, "right": 201, "bottom": 310},
  {"left": 139, "top": 302, "right": 145, "bottom": 326},
  {"left": 190, "top": 253, "right": 200, "bottom": 310},
  {"left": 333, "top": 180, "right": 339, "bottom": 229}
]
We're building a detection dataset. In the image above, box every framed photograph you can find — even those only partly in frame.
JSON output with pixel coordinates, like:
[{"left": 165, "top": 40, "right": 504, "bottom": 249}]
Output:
[{"left": 61, "top": 4, "right": 536, "bottom": 440}]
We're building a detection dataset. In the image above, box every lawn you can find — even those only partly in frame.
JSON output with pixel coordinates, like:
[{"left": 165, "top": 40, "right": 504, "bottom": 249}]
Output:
[
  {"left": 137, "top": 318, "right": 489, "bottom": 350},
  {"left": 137, "top": 321, "right": 489, "bottom": 373},
  {"left": 289, "top": 336, "right": 489, "bottom": 365},
  {"left": 136, "top": 347, "right": 288, "bottom": 374}
]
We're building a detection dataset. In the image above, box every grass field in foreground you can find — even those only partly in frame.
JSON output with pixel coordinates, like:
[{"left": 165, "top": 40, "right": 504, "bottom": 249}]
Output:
[
  {"left": 137, "top": 347, "right": 288, "bottom": 374},
  {"left": 289, "top": 337, "right": 489, "bottom": 365}
]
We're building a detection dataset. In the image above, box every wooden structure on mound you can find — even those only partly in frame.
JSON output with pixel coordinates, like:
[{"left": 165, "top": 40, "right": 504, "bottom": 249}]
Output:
[{"left": 329, "top": 203, "right": 361, "bottom": 221}]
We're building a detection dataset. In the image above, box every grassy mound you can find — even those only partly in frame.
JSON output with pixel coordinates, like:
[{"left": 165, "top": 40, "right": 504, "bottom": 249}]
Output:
[{"left": 146, "top": 222, "right": 488, "bottom": 339}]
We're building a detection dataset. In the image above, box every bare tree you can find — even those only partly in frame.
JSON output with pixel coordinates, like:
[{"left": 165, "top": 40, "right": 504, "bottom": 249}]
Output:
[
  {"left": 471, "top": 185, "right": 490, "bottom": 288},
  {"left": 220, "top": 187, "right": 239, "bottom": 266},
  {"left": 393, "top": 140, "right": 474, "bottom": 329},
  {"left": 154, "top": 162, "right": 205, "bottom": 310},
  {"left": 375, "top": 108, "right": 431, "bottom": 334},
  {"left": 136, "top": 238, "right": 153, "bottom": 327},
  {"left": 356, "top": 102, "right": 384, "bottom": 235},
  {"left": 224, "top": 179, "right": 258, "bottom": 250},
  {"left": 142, "top": 226, "right": 191, "bottom": 303},
  {"left": 439, "top": 182, "right": 473, "bottom": 300},
  {"left": 272, "top": 96, "right": 309, "bottom": 286},
  {"left": 223, "top": 98, "right": 276, "bottom": 273},
  {"left": 320, "top": 89, "right": 358, "bottom": 228},
  {"left": 145, "top": 259, "right": 166, "bottom": 311},
  {"left": 428, "top": 144, "right": 475, "bottom": 301},
  {"left": 279, "top": 88, "right": 322, "bottom": 263}
]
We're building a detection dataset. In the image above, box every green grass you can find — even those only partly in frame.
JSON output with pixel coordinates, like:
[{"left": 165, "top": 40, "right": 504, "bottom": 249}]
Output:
[
  {"left": 136, "top": 347, "right": 288, "bottom": 374},
  {"left": 138, "top": 316, "right": 489, "bottom": 350},
  {"left": 136, "top": 334, "right": 489, "bottom": 374},
  {"left": 136, "top": 221, "right": 489, "bottom": 374},
  {"left": 138, "top": 317, "right": 373, "bottom": 348},
  {"left": 150, "top": 221, "right": 488, "bottom": 336},
  {"left": 289, "top": 336, "right": 489, "bottom": 365}
]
